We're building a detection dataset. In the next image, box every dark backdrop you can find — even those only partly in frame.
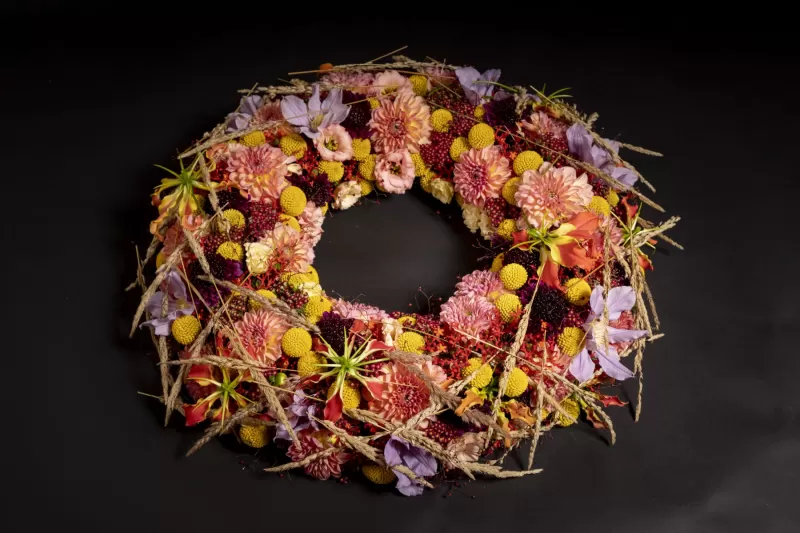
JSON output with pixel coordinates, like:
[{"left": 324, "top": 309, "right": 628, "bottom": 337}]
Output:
[{"left": 4, "top": 14, "right": 800, "bottom": 533}]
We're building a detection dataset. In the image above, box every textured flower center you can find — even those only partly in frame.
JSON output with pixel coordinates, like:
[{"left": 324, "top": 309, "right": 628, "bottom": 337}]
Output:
[
  {"left": 390, "top": 119, "right": 405, "bottom": 136},
  {"left": 324, "top": 137, "right": 338, "bottom": 151},
  {"left": 310, "top": 113, "right": 324, "bottom": 130}
]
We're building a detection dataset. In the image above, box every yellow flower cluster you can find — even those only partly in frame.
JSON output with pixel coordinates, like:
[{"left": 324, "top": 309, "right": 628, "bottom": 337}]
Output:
[{"left": 281, "top": 327, "right": 312, "bottom": 358}]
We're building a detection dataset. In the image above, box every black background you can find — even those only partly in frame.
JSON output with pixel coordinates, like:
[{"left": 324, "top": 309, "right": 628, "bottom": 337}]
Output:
[{"left": 4, "top": 12, "right": 800, "bottom": 533}]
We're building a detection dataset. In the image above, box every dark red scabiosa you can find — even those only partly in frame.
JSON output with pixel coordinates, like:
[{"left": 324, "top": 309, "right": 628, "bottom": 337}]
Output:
[
  {"left": 341, "top": 91, "right": 371, "bottom": 138},
  {"left": 483, "top": 94, "right": 518, "bottom": 129},
  {"left": 503, "top": 247, "right": 540, "bottom": 277},
  {"left": 523, "top": 283, "right": 569, "bottom": 326},
  {"left": 317, "top": 312, "right": 354, "bottom": 355},
  {"left": 205, "top": 189, "right": 251, "bottom": 215}
]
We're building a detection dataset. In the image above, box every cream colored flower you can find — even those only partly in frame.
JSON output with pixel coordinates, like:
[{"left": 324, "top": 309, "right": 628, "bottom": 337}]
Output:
[
  {"left": 332, "top": 180, "right": 362, "bottom": 210},
  {"left": 299, "top": 281, "right": 324, "bottom": 299},
  {"left": 244, "top": 242, "right": 272, "bottom": 274},
  {"left": 461, "top": 204, "right": 482, "bottom": 233},
  {"left": 430, "top": 178, "right": 454, "bottom": 204},
  {"left": 381, "top": 318, "right": 403, "bottom": 347}
]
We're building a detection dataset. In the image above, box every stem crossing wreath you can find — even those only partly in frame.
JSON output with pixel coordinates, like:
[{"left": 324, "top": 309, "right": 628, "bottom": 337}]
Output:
[{"left": 130, "top": 53, "right": 680, "bottom": 496}]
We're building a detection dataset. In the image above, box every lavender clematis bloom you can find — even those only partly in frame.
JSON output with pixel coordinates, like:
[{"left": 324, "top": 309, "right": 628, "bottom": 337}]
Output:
[
  {"left": 566, "top": 123, "right": 638, "bottom": 187},
  {"left": 140, "top": 271, "right": 194, "bottom": 336},
  {"left": 225, "top": 95, "right": 264, "bottom": 133},
  {"left": 568, "top": 286, "right": 647, "bottom": 383},
  {"left": 280, "top": 85, "right": 349, "bottom": 139},
  {"left": 455, "top": 66, "right": 502, "bottom": 105},
  {"left": 275, "top": 393, "right": 320, "bottom": 440},
  {"left": 384, "top": 436, "right": 437, "bottom": 496}
]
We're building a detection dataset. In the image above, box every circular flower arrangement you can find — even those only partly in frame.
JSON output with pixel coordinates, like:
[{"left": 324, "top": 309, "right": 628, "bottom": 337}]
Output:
[{"left": 131, "top": 55, "right": 680, "bottom": 496}]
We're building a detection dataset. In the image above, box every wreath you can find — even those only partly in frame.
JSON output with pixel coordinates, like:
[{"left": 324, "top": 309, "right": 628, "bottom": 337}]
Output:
[{"left": 130, "top": 53, "right": 680, "bottom": 496}]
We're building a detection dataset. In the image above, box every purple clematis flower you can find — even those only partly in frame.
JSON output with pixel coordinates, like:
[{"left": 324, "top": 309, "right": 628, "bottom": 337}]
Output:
[
  {"left": 140, "top": 271, "right": 195, "bottom": 336},
  {"left": 225, "top": 95, "right": 264, "bottom": 133},
  {"left": 566, "top": 123, "right": 639, "bottom": 187},
  {"left": 384, "top": 436, "right": 438, "bottom": 496},
  {"left": 568, "top": 285, "right": 647, "bottom": 383},
  {"left": 455, "top": 66, "right": 502, "bottom": 106},
  {"left": 275, "top": 393, "right": 321, "bottom": 441},
  {"left": 280, "top": 85, "right": 349, "bottom": 139}
]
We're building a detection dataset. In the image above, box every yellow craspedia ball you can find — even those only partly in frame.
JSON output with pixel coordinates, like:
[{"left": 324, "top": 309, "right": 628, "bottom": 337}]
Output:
[
  {"left": 368, "top": 97, "right": 380, "bottom": 109},
  {"left": 306, "top": 265, "right": 319, "bottom": 284},
  {"left": 240, "top": 130, "right": 265, "bottom": 147},
  {"left": 463, "top": 358, "right": 493, "bottom": 389},
  {"left": 495, "top": 294, "right": 521, "bottom": 323},
  {"left": 587, "top": 195, "right": 610, "bottom": 217},
  {"left": 357, "top": 155, "right": 375, "bottom": 181},
  {"left": 557, "top": 327, "right": 585, "bottom": 357},
  {"left": 318, "top": 160, "right": 344, "bottom": 182},
  {"left": 468, "top": 123, "right": 495, "bottom": 149},
  {"left": 409, "top": 74, "right": 428, "bottom": 96},
  {"left": 496, "top": 219, "right": 517, "bottom": 240},
  {"left": 352, "top": 138, "right": 371, "bottom": 161},
  {"left": 217, "top": 241, "right": 243, "bottom": 261},
  {"left": 281, "top": 327, "right": 312, "bottom": 358},
  {"left": 239, "top": 424, "right": 269, "bottom": 448},
  {"left": 303, "top": 294, "right": 332, "bottom": 324},
  {"left": 556, "top": 397, "right": 581, "bottom": 427},
  {"left": 279, "top": 133, "right": 306, "bottom": 158},
  {"left": 419, "top": 170, "right": 434, "bottom": 192},
  {"left": 606, "top": 189, "right": 620, "bottom": 207},
  {"left": 396, "top": 331, "right": 425, "bottom": 354},
  {"left": 222, "top": 208, "right": 245, "bottom": 229},
  {"left": 564, "top": 278, "right": 592, "bottom": 306},
  {"left": 248, "top": 289, "right": 276, "bottom": 311},
  {"left": 410, "top": 153, "right": 427, "bottom": 177},
  {"left": 499, "top": 263, "right": 528, "bottom": 290},
  {"left": 328, "top": 381, "right": 361, "bottom": 410},
  {"left": 474, "top": 105, "right": 485, "bottom": 120},
  {"left": 297, "top": 352, "right": 324, "bottom": 377},
  {"left": 397, "top": 315, "right": 416, "bottom": 326},
  {"left": 430, "top": 108, "right": 453, "bottom": 133},
  {"left": 171, "top": 315, "right": 201, "bottom": 345},
  {"left": 513, "top": 150, "right": 544, "bottom": 176},
  {"left": 279, "top": 214, "right": 302, "bottom": 232},
  {"left": 280, "top": 186, "right": 307, "bottom": 217},
  {"left": 504, "top": 368, "right": 529, "bottom": 398},
  {"left": 449, "top": 137, "right": 470, "bottom": 161},
  {"left": 490, "top": 253, "right": 505, "bottom": 273},
  {"left": 362, "top": 464, "right": 396, "bottom": 485},
  {"left": 155, "top": 251, "right": 167, "bottom": 269},
  {"left": 501, "top": 177, "right": 521, "bottom": 205}
]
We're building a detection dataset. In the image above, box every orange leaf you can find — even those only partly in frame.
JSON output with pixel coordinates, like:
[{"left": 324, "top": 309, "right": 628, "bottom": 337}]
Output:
[
  {"left": 558, "top": 241, "right": 596, "bottom": 270},
  {"left": 565, "top": 212, "right": 601, "bottom": 239},
  {"left": 455, "top": 389, "right": 484, "bottom": 416},
  {"left": 540, "top": 259, "right": 561, "bottom": 288},
  {"left": 506, "top": 400, "right": 536, "bottom": 426},
  {"left": 512, "top": 230, "right": 531, "bottom": 249}
]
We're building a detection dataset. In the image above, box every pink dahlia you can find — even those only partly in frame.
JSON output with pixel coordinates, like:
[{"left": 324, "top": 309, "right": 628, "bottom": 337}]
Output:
[
  {"left": 367, "top": 363, "right": 431, "bottom": 423},
  {"left": 234, "top": 308, "right": 290, "bottom": 363},
  {"left": 313, "top": 124, "right": 353, "bottom": 162},
  {"left": 421, "top": 361, "right": 448, "bottom": 387},
  {"left": 226, "top": 144, "right": 294, "bottom": 201},
  {"left": 298, "top": 201, "right": 324, "bottom": 246},
  {"left": 286, "top": 430, "right": 351, "bottom": 480},
  {"left": 368, "top": 89, "right": 431, "bottom": 153},
  {"left": 331, "top": 299, "right": 389, "bottom": 323},
  {"left": 519, "top": 110, "right": 568, "bottom": 140},
  {"left": 374, "top": 150, "right": 415, "bottom": 194},
  {"left": 370, "top": 70, "right": 413, "bottom": 96},
  {"left": 265, "top": 224, "right": 315, "bottom": 274},
  {"left": 515, "top": 162, "right": 593, "bottom": 228},
  {"left": 454, "top": 269, "right": 509, "bottom": 302},
  {"left": 439, "top": 294, "right": 498, "bottom": 336},
  {"left": 322, "top": 71, "right": 375, "bottom": 94},
  {"left": 453, "top": 146, "right": 511, "bottom": 207}
]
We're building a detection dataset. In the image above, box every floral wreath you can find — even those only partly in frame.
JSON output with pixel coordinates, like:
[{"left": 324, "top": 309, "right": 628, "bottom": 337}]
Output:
[{"left": 130, "top": 53, "right": 681, "bottom": 496}]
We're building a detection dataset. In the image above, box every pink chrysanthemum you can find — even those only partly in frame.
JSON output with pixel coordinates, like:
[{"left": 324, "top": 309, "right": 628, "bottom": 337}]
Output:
[
  {"left": 368, "top": 89, "right": 431, "bottom": 153},
  {"left": 367, "top": 363, "right": 431, "bottom": 423},
  {"left": 298, "top": 201, "right": 324, "bottom": 246},
  {"left": 519, "top": 110, "right": 568, "bottom": 140},
  {"left": 322, "top": 71, "right": 375, "bottom": 94},
  {"left": 265, "top": 224, "right": 315, "bottom": 274},
  {"left": 515, "top": 162, "right": 593, "bottom": 228},
  {"left": 233, "top": 308, "right": 290, "bottom": 363},
  {"left": 454, "top": 269, "right": 509, "bottom": 303},
  {"left": 226, "top": 144, "right": 294, "bottom": 201},
  {"left": 286, "top": 431, "right": 351, "bottom": 480},
  {"left": 439, "top": 294, "right": 498, "bottom": 336},
  {"left": 314, "top": 125, "right": 353, "bottom": 162},
  {"left": 331, "top": 299, "right": 389, "bottom": 322},
  {"left": 374, "top": 149, "right": 415, "bottom": 194},
  {"left": 453, "top": 146, "right": 511, "bottom": 207},
  {"left": 370, "top": 70, "right": 413, "bottom": 96}
]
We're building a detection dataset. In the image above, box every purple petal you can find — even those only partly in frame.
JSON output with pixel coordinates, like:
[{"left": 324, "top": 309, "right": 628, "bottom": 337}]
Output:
[
  {"left": 225, "top": 113, "right": 252, "bottom": 133},
  {"left": 606, "top": 286, "right": 636, "bottom": 319},
  {"left": 141, "top": 317, "right": 171, "bottom": 337},
  {"left": 455, "top": 67, "right": 480, "bottom": 89},
  {"left": 590, "top": 145, "right": 612, "bottom": 168},
  {"left": 569, "top": 348, "right": 595, "bottom": 383},
  {"left": 589, "top": 285, "right": 605, "bottom": 317},
  {"left": 567, "top": 123, "right": 594, "bottom": 163},
  {"left": 610, "top": 166, "right": 638, "bottom": 187},
  {"left": 384, "top": 436, "right": 406, "bottom": 467},
  {"left": 280, "top": 96, "right": 309, "bottom": 127},
  {"left": 145, "top": 291, "right": 166, "bottom": 316},
  {"left": 165, "top": 271, "right": 187, "bottom": 302},
  {"left": 480, "top": 68, "right": 501, "bottom": 83},
  {"left": 240, "top": 95, "right": 263, "bottom": 116},
  {"left": 603, "top": 137, "right": 621, "bottom": 154},
  {"left": 595, "top": 345, "right": 634, "bottom": 381},
  {"left": 393, "top": 471, "right": 424, "bottom": 496},
  {"left": 307, "top": 85, "right": 322, "bottom": 114},
  {"left": 607, "top": 326, "right": 648, "bottom": 344}
]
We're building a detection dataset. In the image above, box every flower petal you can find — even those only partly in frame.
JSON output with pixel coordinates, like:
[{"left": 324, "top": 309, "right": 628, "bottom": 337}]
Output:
[
  {"left": 595, "top": 345, "right": 634, "bottom": 381},
  {"left": 280, "top": 95, "right": 309, "bottom": 127},
  {"left": 606, "top": 286, "right": 636, "bottom": 319},
  {"left": 589, "top": 285, "right": 605, "bottom": 316},
  {"left": 569, "top": 348, "right": 595, "bottom": 383},
  {"left": 607, "top": 326, "right": 648, "bottom": 343}
]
